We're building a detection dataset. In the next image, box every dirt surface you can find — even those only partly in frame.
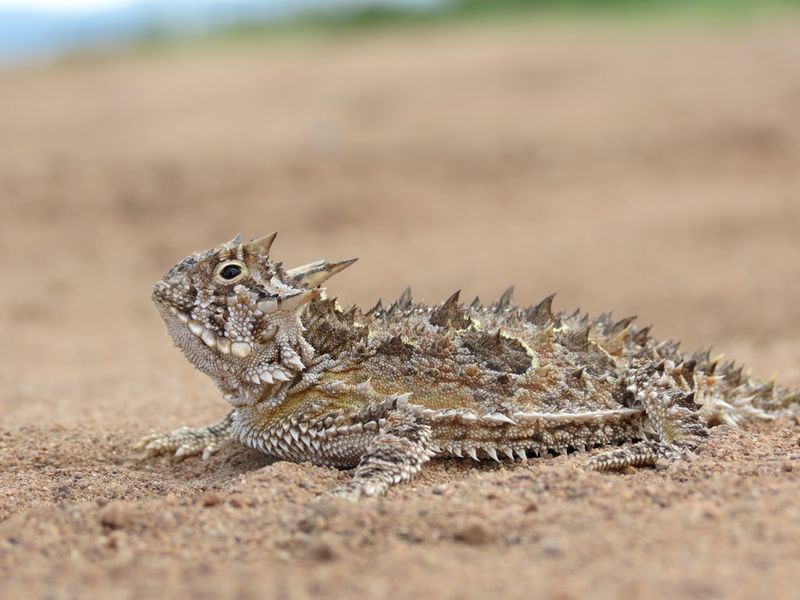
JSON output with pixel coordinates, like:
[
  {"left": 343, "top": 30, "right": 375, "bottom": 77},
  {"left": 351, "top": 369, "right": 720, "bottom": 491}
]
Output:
[{"left": 2, "top": 21, "right": 800, "bottom": 599}]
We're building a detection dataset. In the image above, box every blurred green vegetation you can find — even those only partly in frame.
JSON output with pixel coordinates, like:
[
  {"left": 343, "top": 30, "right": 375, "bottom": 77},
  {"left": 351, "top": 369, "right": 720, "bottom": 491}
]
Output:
[
  {"left": 306, "top": 0, "right": 800, "bottom": 28},
  {"left": 136, "top": 0, "right": 800, "bottom": 53}
]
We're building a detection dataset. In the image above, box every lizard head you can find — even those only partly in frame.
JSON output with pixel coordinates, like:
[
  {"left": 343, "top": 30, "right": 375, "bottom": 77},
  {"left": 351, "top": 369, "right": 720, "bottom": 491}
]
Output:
[{"left": 152, "top": 233, "right": 356, "bottom": 405}]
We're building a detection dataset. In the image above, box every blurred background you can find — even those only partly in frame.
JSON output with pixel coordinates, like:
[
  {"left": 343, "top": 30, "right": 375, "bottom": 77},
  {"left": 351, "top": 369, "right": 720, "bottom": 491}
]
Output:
[
  {"left": 1, "top": 0, "right": 799, "bottom": 427},
  {"left": 2, "top": 4, "right": 800, "bottom": 598}
]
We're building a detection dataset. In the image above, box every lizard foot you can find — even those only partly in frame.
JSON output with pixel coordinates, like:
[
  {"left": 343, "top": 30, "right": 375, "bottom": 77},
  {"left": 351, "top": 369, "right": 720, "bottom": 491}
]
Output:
[{"left": 134, "top": 412, "right": 235, "bottom": 461}]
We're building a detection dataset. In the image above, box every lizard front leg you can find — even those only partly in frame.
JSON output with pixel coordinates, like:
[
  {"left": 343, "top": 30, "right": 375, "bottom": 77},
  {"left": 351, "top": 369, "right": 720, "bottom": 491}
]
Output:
[
  {"left": 332, "top": 405, "right": 437, "bottom": 500},
  {"left": 135, "top": 411, "right": 237, "bottom": 460}
]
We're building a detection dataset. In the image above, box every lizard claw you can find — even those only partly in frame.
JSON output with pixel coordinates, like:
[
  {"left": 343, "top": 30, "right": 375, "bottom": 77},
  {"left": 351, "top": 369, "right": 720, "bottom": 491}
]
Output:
[
  {"left": 132, "top": 432, "right": 157, "bottom": 452},
  {"left": 134, "top": 423, "right": 230, "bottom": 461}
]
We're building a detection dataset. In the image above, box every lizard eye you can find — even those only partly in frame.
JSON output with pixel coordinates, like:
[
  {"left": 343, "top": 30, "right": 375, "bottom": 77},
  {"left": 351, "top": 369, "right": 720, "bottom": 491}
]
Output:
[
  {"left": 214, "top": 260, "right": 248, "bottom": 283},
  {"left": 221, "top": 265, "right": 241, "bottom": 279}
]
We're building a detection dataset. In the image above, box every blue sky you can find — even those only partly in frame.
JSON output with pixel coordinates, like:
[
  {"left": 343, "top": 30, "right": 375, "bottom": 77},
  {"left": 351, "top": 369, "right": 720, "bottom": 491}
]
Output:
[
  {"left": 0, "top": 0, "right": 134, "bottom": 10},
  {"left": 0, "top": 0, "right": 439, "bottom": 13},
  {"left": 0, "top": 0, "right": 442, "bottom": 63}
]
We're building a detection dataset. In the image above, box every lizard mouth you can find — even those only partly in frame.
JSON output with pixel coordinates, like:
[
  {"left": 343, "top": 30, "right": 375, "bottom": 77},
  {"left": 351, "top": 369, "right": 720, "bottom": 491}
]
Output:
[
  {"left": 152, "top": 287, "right": 274, "bottom": 362},
  {"left": 150, "top": 283, "right": 232, "bottom": 355},
  {"left": 154, "top": 292, "right": 303, "bottom": 387},
  {"left": 151, "top": 281, "right": 195, "bottom": 313},
  {"left": 157, "top": 300, "right": 254, "bottom": 358},
  {"left": 151, "top": 277, "right": 322, "bottom": 380}
]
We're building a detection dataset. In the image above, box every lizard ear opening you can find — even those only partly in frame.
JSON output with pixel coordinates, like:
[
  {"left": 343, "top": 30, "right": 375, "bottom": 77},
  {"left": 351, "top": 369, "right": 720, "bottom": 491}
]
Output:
[{"left": 285, "top": 258, "right": 358, "bottom": 289}]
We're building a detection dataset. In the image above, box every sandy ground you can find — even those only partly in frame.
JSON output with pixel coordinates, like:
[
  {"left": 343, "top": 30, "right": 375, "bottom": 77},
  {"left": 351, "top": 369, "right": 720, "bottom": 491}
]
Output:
[{"left": 1, "top": 20, "right": 800, "bottom": 599}]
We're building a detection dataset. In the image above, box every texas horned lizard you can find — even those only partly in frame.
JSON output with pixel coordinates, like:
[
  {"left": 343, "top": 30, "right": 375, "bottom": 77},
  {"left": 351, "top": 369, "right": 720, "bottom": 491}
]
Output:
[{"left": 137, "top": 234, "right": 799, "bottom": 498}]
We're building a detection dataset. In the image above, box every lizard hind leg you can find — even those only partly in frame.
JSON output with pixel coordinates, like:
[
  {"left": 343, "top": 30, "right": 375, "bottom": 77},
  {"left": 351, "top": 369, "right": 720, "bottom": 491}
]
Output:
[
  {"left": 587, "top": 361, "right": 706, "bottom": 472},
  {"left": 586, "top": 440, "right": 688, "bottom": 471},
  {"left": 332, "top": 405, "right": 437, "bottom": 500}
]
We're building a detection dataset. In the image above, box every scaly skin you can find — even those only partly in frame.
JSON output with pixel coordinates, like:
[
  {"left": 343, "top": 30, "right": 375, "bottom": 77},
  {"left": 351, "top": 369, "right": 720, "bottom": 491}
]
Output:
[{"left": 136, "top": 233, "right": 800, "bottom": 498}]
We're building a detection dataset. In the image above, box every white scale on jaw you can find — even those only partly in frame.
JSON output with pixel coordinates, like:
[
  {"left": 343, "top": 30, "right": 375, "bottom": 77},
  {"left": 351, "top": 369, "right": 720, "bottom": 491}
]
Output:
[
  {"left": 173, "top": 306, "right": 254, "bottom": 357},
  {"left": 169, "top": 288, "right": 318, "bottom": 384}
]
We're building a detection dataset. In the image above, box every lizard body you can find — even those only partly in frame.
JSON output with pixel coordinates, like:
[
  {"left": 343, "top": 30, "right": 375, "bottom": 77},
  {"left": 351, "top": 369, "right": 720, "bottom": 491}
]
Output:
[{"left": 138, "top": 234, "right": 799, "bottom": 498}]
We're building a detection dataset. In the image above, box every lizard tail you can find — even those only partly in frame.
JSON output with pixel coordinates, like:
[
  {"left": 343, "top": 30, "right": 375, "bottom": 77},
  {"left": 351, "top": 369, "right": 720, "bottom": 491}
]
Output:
[{"left": 689, "top": 352, "right": 800, "bottom": 426}]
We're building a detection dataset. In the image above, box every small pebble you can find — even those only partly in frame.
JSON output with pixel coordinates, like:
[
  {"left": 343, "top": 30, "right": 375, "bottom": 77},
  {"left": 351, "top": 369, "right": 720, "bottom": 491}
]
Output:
[
  {"left": 99, "top": 502, "right": 133, "bottom": 530},
  {"left": 541, "top": 538, "right": 563, "bottom": 557},
  {"left": 453, "top": 523, "right": 491, "bottom": 545},
  {"left": 306, "top": 539, "right": 338, "bottom": 562},
  {"left": 201, "top": 492, "right": 223, "bottom": 507},
  {"left": 297, "top": 514, "right": 327, "bottom": 534}
]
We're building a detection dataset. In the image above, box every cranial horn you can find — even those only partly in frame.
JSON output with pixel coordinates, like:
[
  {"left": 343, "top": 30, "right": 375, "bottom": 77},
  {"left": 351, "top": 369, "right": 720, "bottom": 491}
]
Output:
[
  {"left": 244, "top": 232, "right": 277, "bottom": 257},
  {"left": 257, "top": 288, "right": 323, "bottom": 314},
  {"left": 285, "top": 258, "right": 358, "bottom": 289},
  {"left": 218, "top": 234, "right": 243, "bottom": 259}
]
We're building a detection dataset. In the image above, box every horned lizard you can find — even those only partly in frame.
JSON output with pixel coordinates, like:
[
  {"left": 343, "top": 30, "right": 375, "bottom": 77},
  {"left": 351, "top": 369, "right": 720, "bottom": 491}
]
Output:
[{"left": 136, "top": 233, "right": 800, "bottom": 498}]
